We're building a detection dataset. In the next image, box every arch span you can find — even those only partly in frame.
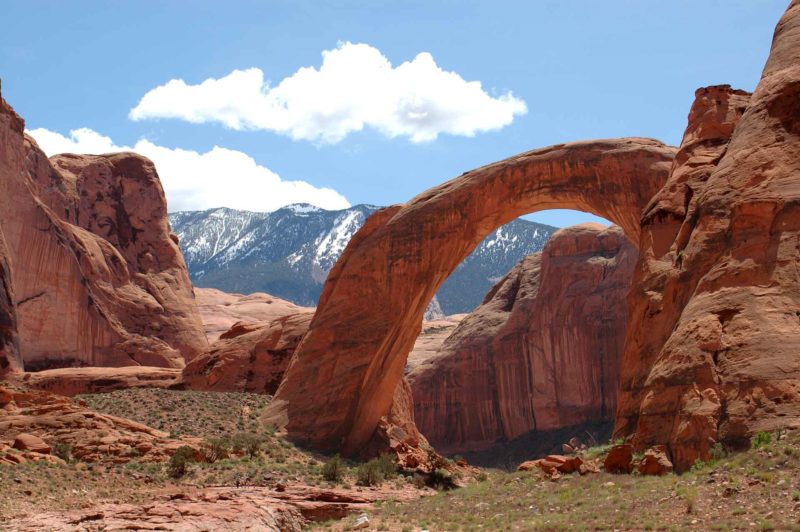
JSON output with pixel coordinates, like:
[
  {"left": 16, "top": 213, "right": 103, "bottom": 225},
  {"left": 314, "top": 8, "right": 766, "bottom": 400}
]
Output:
[{"left": 264, "top": 137, "right": 676, "bottom": 454}]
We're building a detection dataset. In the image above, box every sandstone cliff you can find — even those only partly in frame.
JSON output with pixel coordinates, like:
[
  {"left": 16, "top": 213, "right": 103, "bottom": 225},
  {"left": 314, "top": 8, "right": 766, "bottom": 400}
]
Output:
[
  {"left": 181, "top": 311, "right": 314, "bottom": 394},
  {"left": 0, "top": 87, "right": 206, "bottom": 370},
  {"left": 409, "top": 224, "right": 636, "bottom": 453},
  {"left": 195, "top": 287, "right": 311, "bottom": 342},
  {"left": 616, "top": 0, "right": 800, "bottom": 470},
  {"left": 0, "top": 226, "right": 19, "bottom": 376}
]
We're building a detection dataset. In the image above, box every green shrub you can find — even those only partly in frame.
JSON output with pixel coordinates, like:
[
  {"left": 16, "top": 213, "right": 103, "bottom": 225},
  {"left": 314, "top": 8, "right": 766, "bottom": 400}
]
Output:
[
  {"left": 52, "top": 441, "right": 71, "bottom": 463},
  {"left": 356, "top": 454, "right": 397, "bottom": 486},
  {"left": 201, "top": 437, "right": 231, "bottom": 463},
  {"left": 167, "top": 446, "right": 195, "bottom": 478},
  {"left": 322, "top": 454, "right": 345, "bottom": 482},
  {"left": 232, "top": 432, "right": 263, "bottom": 458},
  {"left": 710, "top": 441, "right": 727, "bottom": 460},
  {"left": 426, "top": 468, "right": 458, "bottom": 490},
  {"left": 752, "top": 431, "right": 772, "bottom": 450}
]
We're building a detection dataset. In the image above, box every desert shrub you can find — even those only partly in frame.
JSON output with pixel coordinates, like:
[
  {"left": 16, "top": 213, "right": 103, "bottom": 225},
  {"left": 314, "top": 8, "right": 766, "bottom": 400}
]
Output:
[
  {"left": 51, "top": 441, "right": 71, "bottom": 463},
  {"left": 427, "top": 468, "right": 457, "bottom": 491},
  {"left": 356, "top": 455, "right": 396, "bottom": 486},
  {"left": 752, "top": 431, "right": 772, "bottom": 450},
  {"left": 202, "top": 437, "right": 231, "bottom": 463},
  {"left": 322, "top": 454, "right": 345, "bottom": 482},
  {"left": 710, "top": 442, "right": 727, "bottom": 461},
  {"left": 232, "top": 432, "right": 263, "bottom": 458},
  {"left": 167, "top": 446, "right": 195, "bottom": 478}
]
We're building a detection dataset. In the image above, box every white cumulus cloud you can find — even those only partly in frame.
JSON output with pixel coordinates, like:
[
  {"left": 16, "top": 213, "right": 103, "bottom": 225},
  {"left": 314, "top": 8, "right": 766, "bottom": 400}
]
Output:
[
  {"left": 26, "top": 127, "right": 351, "bottom": 213},
  {"left": 129, "top": 42, "right": 527, "bottom": 143}
]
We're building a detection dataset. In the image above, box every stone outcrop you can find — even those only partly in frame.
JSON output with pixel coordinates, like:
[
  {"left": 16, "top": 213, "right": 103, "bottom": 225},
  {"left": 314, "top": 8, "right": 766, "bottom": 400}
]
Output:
[
  {"left": 195, "top": 287, "right": 311, "bottom": 342},
  {"left": 409, "top": 224, "right": 636, "bottom": 453},
  {"left": 3, "top": 483, "right": 424, "bottom": 532},
  {"left": 22, "top": 366, "right": 182, "bottom": 396},
  {"left": 0, "top": 385, "right": 201, "bottom": 464},
  {"left": 264, "top": 138, "right": 675, "bottom": 454},
  {"left": 615, "top": 1, "right": 800, "bottom": 470},
  {"left": 0, "top": 226, "right": 19, "bottom": 375},
  {"left": 0, "top": 86, "right": 206, "bottom": 370},
  {"left": 405, "top": 315, "right": 466, "bottom": 373},
  {"left": 181, "top": 311, "right": 314, "bottom": 393}
]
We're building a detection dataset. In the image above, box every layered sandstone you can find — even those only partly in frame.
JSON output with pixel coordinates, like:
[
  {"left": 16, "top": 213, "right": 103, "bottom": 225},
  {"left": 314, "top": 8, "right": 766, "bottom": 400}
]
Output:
[
  {"left": 264, "top": 138, "right": 675, "bottom": 454},
  {"left": 181, "top": 311, "right": 314, "bottom": 393},
  {"left": 616, "top": 0, "right": 800, "bottom": 470},
  {"left": 195, "top": 287, "right": 311, "bottom": 342},
  {"left": 0, "top": 87, "right": 206, "bottom": 370},
  {"left": 405, "top": 315, "right": 466, "bottom": 373},
  {"left": 0, "top": 226, "right": 19, "bottom": 375},
  {"left": 0, "top": 386, "right": 201, "bottom": 464},
  {"left": 22, "top": 366, "right": 181, "bottom": 396},
  {"left": 409, "top": 224, "right": 636, "bottom": 453}
]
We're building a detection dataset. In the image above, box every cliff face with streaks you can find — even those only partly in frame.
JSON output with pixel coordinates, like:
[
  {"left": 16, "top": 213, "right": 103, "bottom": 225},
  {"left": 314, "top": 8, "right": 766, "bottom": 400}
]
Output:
[
  {"left": 0, "top": 226, "right": 19, "bottom": 376},
  {"left": 0, "top": 86, "right": 206, "bottom": 370},
  {"left": 617, "top": 1, "right": 800, "bottom": 471},
  {"left": 409, "top": 224, "right": 636, "bottom": 453}
]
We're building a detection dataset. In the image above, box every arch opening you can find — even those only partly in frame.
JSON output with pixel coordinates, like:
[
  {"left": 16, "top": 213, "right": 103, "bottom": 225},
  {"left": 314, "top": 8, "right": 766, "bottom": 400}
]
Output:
[
  {"left": 406, "top": 210, "right": 636, "bottom": 466},
  {"left": 263, "top": 138, "right": 676, "bottom": 455}
]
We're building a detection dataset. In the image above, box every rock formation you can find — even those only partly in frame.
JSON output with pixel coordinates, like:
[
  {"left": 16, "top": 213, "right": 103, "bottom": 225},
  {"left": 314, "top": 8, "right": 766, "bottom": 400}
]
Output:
[
  {"left": 405, "top": 315, "right": 466, "bottom": 372},
  {"left": 616, "top": 0, "right": 800, "bottom": 470},
  {"left": 22, "top": 366, "right": 182, "bottom": 396},
  {"left": 263, "top": 138, "right": 675, "bottom": 454},
  {"left": 181, "top": 311, "right": 314, "bottom": 393},
  {"left": 0, "top": 226, "right": 19, "bottom": 376},
  {"left": 0, "top": 385, "right": 201, "bottom": 464},
  {"left": 0, "top": 86, "right": 206, "bottom": 370},
  {"left": 409, "top": 224, "right": 636, "bottom": 453},
  {"left": 195, "top": 287, "right": 311, "bottom": 342}
]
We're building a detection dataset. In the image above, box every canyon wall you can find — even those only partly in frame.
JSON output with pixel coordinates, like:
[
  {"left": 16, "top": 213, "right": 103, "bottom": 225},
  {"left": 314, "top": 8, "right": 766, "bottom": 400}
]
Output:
[
  {"left": 0, "top": 226, "right": 19, "bottom": 375},
  {"left": 0, "top": 86, "right": 206, "bottom": 370},
  {"left": 410, "top": 224, "right": 636, "bottom": 453},
  {"left": 616, "top": 0, "right": 800, "bottom": 470}
]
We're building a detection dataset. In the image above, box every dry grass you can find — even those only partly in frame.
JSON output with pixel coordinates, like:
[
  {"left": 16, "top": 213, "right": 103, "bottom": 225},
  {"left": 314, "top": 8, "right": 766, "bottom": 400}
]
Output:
[{"left": 319, "top": 429, "right": 800, "bottom": 531}]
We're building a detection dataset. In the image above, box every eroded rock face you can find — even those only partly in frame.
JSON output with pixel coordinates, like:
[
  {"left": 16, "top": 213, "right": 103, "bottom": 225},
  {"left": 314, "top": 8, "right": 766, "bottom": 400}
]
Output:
[
  {"left": 181, "top": 311, "right": 314, "bottom": 393},
  {"left": 0, "top": 226, "right": 19, "bottom": 375},
  {"left": 264, "top": 138, "right": 674, "bottom": 454},
  {"left": 22, "top": 366, "right": 182, "bottom": 396},
  {"left": 409, "top": 224, "right": 636, "bottom": 454},
  {"left": 615, "top": 1, "right": 800, "bottom": 471},
  {"left": 195, "top": 287, "right": 311, "bottom": 342},
  {"left": 0, "top": 386, "right": 201, "bottom": 464},
  {"left": 0, "top": 87, "right": 206, "bottom": 370}
]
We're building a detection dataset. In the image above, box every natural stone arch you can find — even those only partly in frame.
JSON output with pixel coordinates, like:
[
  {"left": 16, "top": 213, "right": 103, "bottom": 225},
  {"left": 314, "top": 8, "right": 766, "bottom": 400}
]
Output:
[{"left": 265, "top": 137, "right": 676, "bottom": 454}]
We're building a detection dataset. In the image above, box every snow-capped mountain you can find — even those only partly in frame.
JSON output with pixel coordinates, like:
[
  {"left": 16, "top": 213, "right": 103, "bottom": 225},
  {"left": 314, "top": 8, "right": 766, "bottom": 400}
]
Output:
[{"left": 169, "top": 204, "right": 556, "bottom": 314}]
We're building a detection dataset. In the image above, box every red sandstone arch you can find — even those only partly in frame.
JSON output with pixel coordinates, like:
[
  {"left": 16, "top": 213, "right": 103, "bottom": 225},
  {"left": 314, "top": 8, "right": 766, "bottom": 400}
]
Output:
[{"left": 264, "top": 138, "right": 676, "bottom": 454}]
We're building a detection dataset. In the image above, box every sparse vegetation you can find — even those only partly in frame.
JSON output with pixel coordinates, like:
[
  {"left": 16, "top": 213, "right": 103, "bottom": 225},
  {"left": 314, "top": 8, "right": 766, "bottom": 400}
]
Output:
[
  {"left": 322, "top": 454, "right": 345, "bottom": 482},
  {"left": 752, "top": 431, "right": 772, "bottom": 449},
  {"left": 167, "top": 446, "right": 195, "bottom": 478},
  {"left": 356, "top": 454, "right": 397, "bottom": 486},
  {"left": 51, "top": 441, "right": 71, "bottom": 463}
]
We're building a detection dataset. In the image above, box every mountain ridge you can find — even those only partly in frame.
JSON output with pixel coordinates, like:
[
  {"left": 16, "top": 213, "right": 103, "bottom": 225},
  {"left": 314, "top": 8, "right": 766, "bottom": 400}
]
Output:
[{"left": 169, "top": 203, "right": 557, "bottom": 314}]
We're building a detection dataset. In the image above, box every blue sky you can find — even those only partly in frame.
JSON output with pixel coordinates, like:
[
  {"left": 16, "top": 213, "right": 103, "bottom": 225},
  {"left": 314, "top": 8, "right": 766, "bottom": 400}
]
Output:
[{"left": 0, "top": 0, "right": 788, "bottom": 227}]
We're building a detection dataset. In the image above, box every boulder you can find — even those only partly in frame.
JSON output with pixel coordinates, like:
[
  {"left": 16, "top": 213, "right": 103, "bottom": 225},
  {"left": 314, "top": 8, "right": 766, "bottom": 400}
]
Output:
[
  {"left": 12, "top": 432, "right": 51, "bottom": 454},
  {"left": 517, "top": 454, "right": 595, "bottom": 479},
  {"left": 638, "top": 446, "right": 673, "bottom": 476},
  {"left": 0, "top": 87, "right": 207, "bottom": 370},
  {"left": 409, "top": 224, "right": 636, "bottom": 453},
  {"left": 603, "top": 444, "right": 634, "bottom": 474}
]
